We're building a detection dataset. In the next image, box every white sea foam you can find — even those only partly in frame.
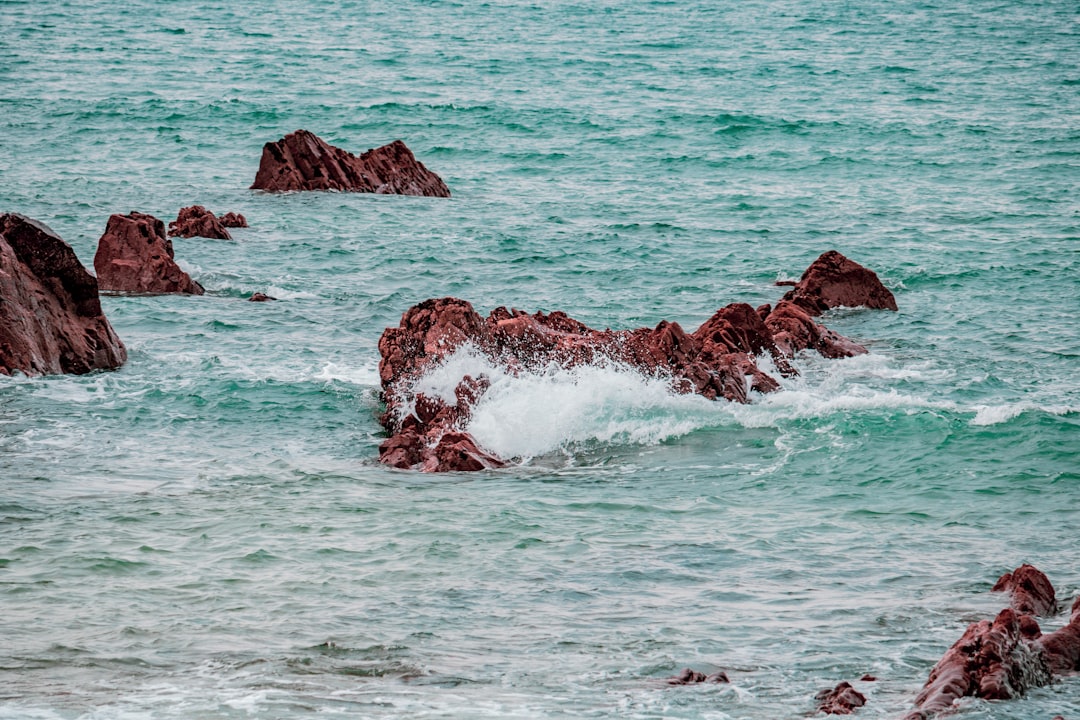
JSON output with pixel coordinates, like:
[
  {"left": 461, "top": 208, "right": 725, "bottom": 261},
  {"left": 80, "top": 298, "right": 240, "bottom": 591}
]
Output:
[{"left": 970, "top": 401, "right": 1074, "bottom": 426}]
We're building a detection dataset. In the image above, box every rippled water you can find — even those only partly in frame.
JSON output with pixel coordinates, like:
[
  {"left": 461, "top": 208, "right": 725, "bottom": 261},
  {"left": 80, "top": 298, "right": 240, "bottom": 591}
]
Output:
[{"left": 2, "top": 0, "right": 1079, "bottom": 717}]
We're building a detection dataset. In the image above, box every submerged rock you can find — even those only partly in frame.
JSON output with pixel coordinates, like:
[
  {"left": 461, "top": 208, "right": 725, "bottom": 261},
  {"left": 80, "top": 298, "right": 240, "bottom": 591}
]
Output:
[
  {"left": 815, "top": 681, "right": 867, "bottom": 715},
  {"left": 94, "top": 212, "right": 204, "bottom": 295},
  {"left": 168, "top": 205, "right": 232, "bottom": 240},
  {"left": 248, "top": 292, "right": 276, "bottom": 302},
  {"left": 666, "top": 668, "right": 729, "bottom": 685},
  {"left": 250, "top": 129, "right": 451, "bottom": 196},
  {"left": 782, "top": 250, "right": 897, "bottom": 316},
  {"left": 0, "top": 213, "right": 126, "bottom": 375}
]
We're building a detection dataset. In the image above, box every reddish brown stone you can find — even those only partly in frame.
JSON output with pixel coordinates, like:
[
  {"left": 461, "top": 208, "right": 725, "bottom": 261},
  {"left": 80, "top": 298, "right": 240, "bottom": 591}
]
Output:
[
  {"left": 783, "top": 250, "right": 897, "bottom": 316},
  {"left": 168, "top": 205, "right": 232, "bottom": 240},
  {"left": 248, "top": 292, "right": 276, "bottom": 302},
  {"left": 815, "top": 681, "right": 866, "bottom": 715},
  {"left": 666, "top": 668, "right": 729, "bottom": 685},
  {"left": 94, "top": 212, "right": 204, "bottom": 295},
  {"left": 219, "top": 212, "right": 248, "bottom": 228},
  {"left": 993, "top": 564, "right": 1058, "bottom": 616},
  {"left": 765, "top": 301, "right": 867, "bottom": 359},
  {"left": 250, "top": 130, "right": 450, "bottom": 197},
  {"left": 1037, "top": 596, "right": 1080, "bottom": 673},
  {"left": 0, "top": 213, "right": 127, "bottom": 376}
]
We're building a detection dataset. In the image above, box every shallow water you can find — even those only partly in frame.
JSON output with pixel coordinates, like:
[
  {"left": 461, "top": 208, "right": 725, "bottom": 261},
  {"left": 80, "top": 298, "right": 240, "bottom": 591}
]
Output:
[{"left": 2, "top": 0, "right": 1079, "bottom": 717}]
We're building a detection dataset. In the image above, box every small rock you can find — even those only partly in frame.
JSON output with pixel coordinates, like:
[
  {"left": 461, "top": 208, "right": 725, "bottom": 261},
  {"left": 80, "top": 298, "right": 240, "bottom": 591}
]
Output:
[
  {"left": 168, "top": 205, "right": 232, "bottom": 240},
  {"left": 94, "top": 212, "right": 204, "bottom": 295},
  {"left": 248, "top": 292, "right": 276, "bottom": 302}
]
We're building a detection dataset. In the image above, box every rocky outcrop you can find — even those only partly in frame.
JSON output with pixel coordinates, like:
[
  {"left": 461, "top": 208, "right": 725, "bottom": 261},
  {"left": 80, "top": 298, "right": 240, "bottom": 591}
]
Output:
[
  {"left": 94, "top": 212, "right": 204, "bottom": 295},
  {"left": 904, "top": 566, "right": 1080, "bottom": 719},
  {"left": 665, "top": 668, "right": 729, "bottom": 685},
  {"left": 0, "top": 213, "right": 126, "bottom": 375},
  {"left": 219, "top": 212, "right": 247, "bottom": 228},
  {"left": 168, "top": 206, "right": 232, "bottom": 240},
  {"left": 815, "top": 681, "right": 867, "bottom": 715},
  {"left": 250, "top": 130, "right": 451, "bottom": 197},
  {"left": 782, "top": 250, "right": 897, "bottom": 316},
  {"left": 248, "top": 292, "right": 275, "bottom": 302},
  {"left": 993, "top": 564, "right": 1057, "bottom": 616},
  {"left": 376, "top": 252, "right": 897, "bottom": 471}
]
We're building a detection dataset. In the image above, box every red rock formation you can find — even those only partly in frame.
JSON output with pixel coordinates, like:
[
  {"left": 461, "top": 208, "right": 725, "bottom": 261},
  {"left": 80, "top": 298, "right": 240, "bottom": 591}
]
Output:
[
  {"left": 94, "top": 212, "right": 204, "bottom": 295},
  {"left": 219, "top": 212, "right": 247, "bottom": 228},
  {"left": 168, "top": 205, "right": 232, "bottom": 240},
  {"left": 815, "top": 681, "right": 867, "bottom": 715},
  {"left": 665, "top": 668, "right": 729, "bottom": 685},
  {"left": 782, "top": 250, "right": 898, "bottom": 316},
  {"left": 993, "top": 564, "right": 1058, "bottom": 616},
  {"left": 250, "top": 130, "right": 450, "bottom": 197},
  {"left": 765, "top": 301, "right": 868, "bottom": 359},
  {"left": 1037, "top": 596, "right": 1080, "bottom": 673},
  {"left": 0, "top": 213, "right": 127, "bottom": 375},
  {"left": 248, "top": 292, "right": 275, "bottom": 302}
]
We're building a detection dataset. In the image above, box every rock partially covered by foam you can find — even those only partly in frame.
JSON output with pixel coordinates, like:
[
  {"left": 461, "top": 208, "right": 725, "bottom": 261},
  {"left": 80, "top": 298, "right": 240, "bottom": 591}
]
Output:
[
  {"left": 250, "top": 129, "right": 451, "bottom": 197},
  {"left": 815, "top": 681, "right": 867, "bottom": 715},
  {"left": 94, "top": 212, "right": 204, "bottom": 295},
  {"left": 782, "top": 250, "right": 897, "bottom": 316},
  {"left": 168, "top": 205, "right": 233, "bottom": 240},
  {"left": 666, "top": 668, "right": 729, "bottom": 685},
  {"left": 765, "top": 301, "right": 868, "bottom": 359},
  {"left": 0, "top": 213, "right": 127, "bottom": 376}
]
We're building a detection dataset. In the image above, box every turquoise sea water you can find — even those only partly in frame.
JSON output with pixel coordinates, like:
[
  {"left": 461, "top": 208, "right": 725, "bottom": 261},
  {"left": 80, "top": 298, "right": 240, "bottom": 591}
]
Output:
[{"left": 2, "top": 1, "right": 1079, "bottom": 717}]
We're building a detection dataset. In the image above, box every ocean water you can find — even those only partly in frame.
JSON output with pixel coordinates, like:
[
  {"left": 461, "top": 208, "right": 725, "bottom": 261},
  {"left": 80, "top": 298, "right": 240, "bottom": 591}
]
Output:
[{"left": 2, "top": 0, "right": 1079, "bottom": 717}]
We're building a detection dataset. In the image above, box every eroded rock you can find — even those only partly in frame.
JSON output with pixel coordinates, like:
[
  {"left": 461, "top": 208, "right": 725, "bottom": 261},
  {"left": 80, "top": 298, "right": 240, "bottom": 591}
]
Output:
[
  {"left": 94, "top": 212, "right": 204, "bottom": 295},
  {"left": 815, "top": 681, "right": 867, "bottom": 715},
  {"left": 168, "top": 205, "right": 232, "bottom": 240},
  {"left": 0, "top": 213, "right": 126, "bottom": 375},
  {"left": 782, "top": 250, "right": 897, "bottom": 316},
  {"left": 666, "top": 668, "right": 729, "bottom": 685},
  {"left": 250, "top": 129, "right": 450, "bottom": 196},
  {"left": 993, "top": 564, "right": 1058, "bottom": 616}
]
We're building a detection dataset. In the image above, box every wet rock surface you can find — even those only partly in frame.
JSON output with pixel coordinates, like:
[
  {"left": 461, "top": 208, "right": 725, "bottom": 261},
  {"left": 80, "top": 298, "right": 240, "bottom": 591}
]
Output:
[
  {"left": 782, "top": 249, "right": 898, "bottom": 316},
  {"left": 376, "top": 251, "right": 895, "bottom": 471},
  {"left": 0, "top": 213, "right": 127, "bottom": 375},
  {"left": 815, "top": 681, "right": 867, "bottom": 715},
  {"left": 250, "top": 129, "right": 451, "bottom": 196},
  {"left": 168, "top": 205, "right": 232, "bottom": 240},
  {"left": 993, "top": 563, "right": 1058, "bottom": 616},
  {"left": 94, "top": 212, "right": 204, "bottom": 295},
  {"left": 665, "top": 668, "right": 729, "bottom": 685}
]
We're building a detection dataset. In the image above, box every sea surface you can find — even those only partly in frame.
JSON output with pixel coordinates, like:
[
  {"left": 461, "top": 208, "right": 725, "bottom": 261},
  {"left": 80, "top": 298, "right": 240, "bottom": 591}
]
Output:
[{"left": 1, "top": 0, "right": 1078, "bottom": 718}]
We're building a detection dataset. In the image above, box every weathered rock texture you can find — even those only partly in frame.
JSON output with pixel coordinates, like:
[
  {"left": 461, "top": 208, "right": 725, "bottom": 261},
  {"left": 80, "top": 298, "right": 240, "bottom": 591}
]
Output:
[
  {"left": 904, "top": 566, "right": 1080, "bottom": 719},
  {"left": 666, "top": 668, "right": 729, "bottom": 685},
  {"left": 376, "top": 252, "right": 894, "bottom": 471},
  {"left": 219, "top": 212, "right": 247, "bottom": 228},
  {"left": 94, "top": 212, "right": 204, "bottom": 295},
  {"left": 250, "top": 130, "right": 451, "bottom": 196},
  {"left": 815, "top": 681, "right": 867, "bottom": 715},
  {"left": 168, "top": 205, "right": 232, "bottom": 240},
  {"left": 782, "top": 250, "right": 898, "bottom": 316},
  {"left": 0, "top": 213, "right": 127, "bottom": 375}
]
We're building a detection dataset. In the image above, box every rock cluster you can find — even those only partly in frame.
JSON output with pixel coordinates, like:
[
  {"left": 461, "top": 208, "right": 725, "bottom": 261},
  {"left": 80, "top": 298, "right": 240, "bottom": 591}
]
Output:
[
  {"left": 168, "top": 205, "right": 238, "bottom": 240},
  {"left": 815, "top": 681, "right": 867, "bottom": 715},
  {"left": 250, "top": 129, "right": 451, "bottom": 197},
  {"left": 377, "top": 251, "right": 895, "bottom": 472},
  {"left": 0, "top": 213, "right": 126, "bottom": 376},
  {"left": 903, "top": 565, "right": 1080, "bottom": 719},
  {"left": 94, "top": 212, "right": 204, "bottom": 295}
]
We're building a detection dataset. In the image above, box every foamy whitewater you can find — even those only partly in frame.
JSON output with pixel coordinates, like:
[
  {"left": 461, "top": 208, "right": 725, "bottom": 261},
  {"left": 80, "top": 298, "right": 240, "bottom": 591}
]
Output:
[{"left": 2, "top": 0, "right": 1078, "bottom": 718}]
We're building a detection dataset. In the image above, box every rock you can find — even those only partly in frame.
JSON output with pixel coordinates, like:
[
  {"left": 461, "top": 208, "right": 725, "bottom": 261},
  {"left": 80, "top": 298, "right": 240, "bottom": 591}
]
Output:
[
  {"left": 782, "top": 250, "right": 898, "bottom": 316},
  {"left": 219, "top": 212, "right": 247, "bottom": 228},
  {"left": 815, "top": 681, "right": 867, "bottom": 715},
  {"left": 0, "top": 213, "right": 126, "bottom": 375},
  {"left": 666, "top": 668, "right": 729, "bottom": 685},
  {"left": 904, "top": 608, "right": 1052, "bottom": 720},
  {"left": 250, "top": 129, "right": 451, "bottom": 197},
  {"left": 168, "top": 205, "right": 232, "bottom": 240},
  {"left": 94, "top": 212, "right": 204, "bottom": 295},
  {"left": 248, "top": 292, "right": 276, "bottom": 302},
  {"left": 1037, "top": 596, "right": 1080, "bottom": 673},
  {"left": 765, "top": 301, "right": 868, "bottom": 359},
  {"left": 993, "top": 564, "right": 1058, "bottom": 616},
  {"left": 859, "top": 674, "right": 876, "bottom": 682}
]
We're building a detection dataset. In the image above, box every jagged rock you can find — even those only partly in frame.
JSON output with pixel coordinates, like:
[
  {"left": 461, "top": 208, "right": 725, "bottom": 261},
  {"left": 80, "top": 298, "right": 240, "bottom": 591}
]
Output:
[
  {"left": 168, "top": 205, "right": 232, "bottom": 240},
  {"left": 0, "top": 213, "right": 126, "bottom": 375},
  {"left": 765, "top": 301, "right": 868, "bottom": 358},
  {"left": 94, "top": 212, "right": 204, "bottom": 295},
  {"left": 815, "top": 681, "right": 867, "bottom": 715},
  {"left": 782, "top": 250, "right": 898, "bottom": 316},
  {"left": 1037, "top": 596, "right": 1080, "bottom": 673},
  {"left": 219, "top": 212, "right": 247, "bottom": 228},
  {"left": 250, "top": 129, "right": 450, "bottom": 196},
  {"left": 666, "top": 668, "right": 729, "bottom": 685},
  {"left": 993, "top": 564, "right": 1058, "bottom": 616}
]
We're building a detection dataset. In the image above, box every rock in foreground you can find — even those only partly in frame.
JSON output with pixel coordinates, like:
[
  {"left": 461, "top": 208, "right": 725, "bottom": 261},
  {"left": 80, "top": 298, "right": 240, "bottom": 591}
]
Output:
[
  {"left": 94, "top": 212, "right": 204, "bottom": 295},
  {"left": 250, "top": 129, "right": 451, "bottom": 196},
  {"left": 168, "top": 205, "right": 233, "bottom": 240},
  {"left": 0, "top": 213, "right": 127, "bottom": 376}
]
